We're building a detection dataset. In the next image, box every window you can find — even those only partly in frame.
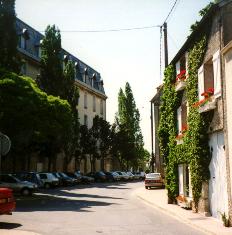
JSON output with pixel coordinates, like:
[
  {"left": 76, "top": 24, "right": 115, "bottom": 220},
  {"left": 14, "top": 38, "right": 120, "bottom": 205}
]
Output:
[
  {"left": 177, "top": 103, "right": 187, "bottom": 134},
  {"left": 20, "top": 35, "right": 26, "bottom": 50},
  {"left": 176, "top": 54, "right": 187, "bottom": 76},
  {"left": 84, "top": 93, "right": 87, "bottom": 109},
  {"left": 19, "top": 28, "right": 30, "bottom": 50},
  {"left": 93, "top": 95, "right": 96, "bottom": 112},
  {"left": 100, "top": 100, "right": 103, "bottom": 115},
  {"left": 198, "top": 50, "right": 221, "bottom": 100},
  {"left": 84, "top": 114, "right": 88, "bottom": 127}
]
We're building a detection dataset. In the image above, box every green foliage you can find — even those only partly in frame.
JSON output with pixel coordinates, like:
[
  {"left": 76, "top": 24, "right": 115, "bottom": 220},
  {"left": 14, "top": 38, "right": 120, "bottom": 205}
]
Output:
[
  {"left": 38, "top": 25, "right": 80, "bottom": 167},
  {"left": 91, "top": 116, "right": 112, "bottom": 170},
  {"left": 115, "top": 82, "right": 145, "bottom": 170},
  {"left": 0, "top": 0, "right": 21, "bottom": 73},
  {"left": 38, "top": 25, "right": 63, "bottom": 97},
  {"left": 0, "top": 70, "right": 73, "bottom": 160},
  {"left": 158, "top": 37, "right": 212, "bottom": 206},
  {"left": 189, "top": 2, "right": 215, "bottom": 33}
]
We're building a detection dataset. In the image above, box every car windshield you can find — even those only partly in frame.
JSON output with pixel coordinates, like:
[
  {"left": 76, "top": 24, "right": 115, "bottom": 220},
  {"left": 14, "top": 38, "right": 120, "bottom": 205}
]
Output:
[{"left": 146, "top": 173, "right": 161, "bottom": 178}]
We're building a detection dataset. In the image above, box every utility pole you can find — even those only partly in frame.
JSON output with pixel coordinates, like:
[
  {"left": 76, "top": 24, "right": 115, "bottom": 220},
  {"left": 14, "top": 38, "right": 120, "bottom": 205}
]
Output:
[
  {"left": 150, "top": 102, "right": 154, "bottom": 172},
  {"left": 163, "top": 22, "right": 168, "bottom": 68}
]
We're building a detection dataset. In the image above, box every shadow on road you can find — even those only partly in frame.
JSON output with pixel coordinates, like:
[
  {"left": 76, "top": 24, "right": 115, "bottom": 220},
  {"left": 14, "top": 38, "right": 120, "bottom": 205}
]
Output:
[
  {"left": 0, "top": 222, "right": 22, "bottom": 229},
  {"left": 14, "top": 181, "right": 143, "bottom": 213}
]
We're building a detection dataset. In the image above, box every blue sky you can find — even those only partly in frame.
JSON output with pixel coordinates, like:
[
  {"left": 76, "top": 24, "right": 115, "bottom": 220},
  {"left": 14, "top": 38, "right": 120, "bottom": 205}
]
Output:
[{"left": 16, "top": 0, "right": 212, "bottom": 151}]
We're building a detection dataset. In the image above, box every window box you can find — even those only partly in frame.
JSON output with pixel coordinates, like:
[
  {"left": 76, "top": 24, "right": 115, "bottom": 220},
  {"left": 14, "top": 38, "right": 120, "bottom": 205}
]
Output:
[
  {"left": 175, "top": 80, "right": 186, "bottom": 91},
  {"left": 198, "top": 96, "right": 217, "bottom": 113}
]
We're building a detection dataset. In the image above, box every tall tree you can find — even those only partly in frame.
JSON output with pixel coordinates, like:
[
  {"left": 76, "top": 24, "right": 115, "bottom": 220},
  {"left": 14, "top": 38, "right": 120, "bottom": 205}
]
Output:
[
  {"left": 38, "top": 26, "right": 80, "bottom": 170},
  {"left": 38, "top": 25, "right": 63, "bottom": 97},
  {"left": 0, "top": 0, "right": 20, "bottom": 73},
  {"left": 116, "top": 82, "right": 145, "bottom": 170}
]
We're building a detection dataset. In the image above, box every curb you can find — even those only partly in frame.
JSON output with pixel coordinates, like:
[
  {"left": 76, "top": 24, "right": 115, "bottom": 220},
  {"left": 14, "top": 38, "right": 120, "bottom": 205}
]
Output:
[
  {"left": 135, "top": 190, "right": 215, "bottom": 235},
  {"left": 0, "top": 230, "right": 42, "bottom": 235}
]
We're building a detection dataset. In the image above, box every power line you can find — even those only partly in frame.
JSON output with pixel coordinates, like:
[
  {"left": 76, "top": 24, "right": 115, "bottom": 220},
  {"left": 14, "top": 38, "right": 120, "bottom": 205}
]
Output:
[
  {"left": 163, "top": 0, "right": 179, "bottom": 23},
  {"left": 39, "top": 25, "right": 161, "bottom": 33}
]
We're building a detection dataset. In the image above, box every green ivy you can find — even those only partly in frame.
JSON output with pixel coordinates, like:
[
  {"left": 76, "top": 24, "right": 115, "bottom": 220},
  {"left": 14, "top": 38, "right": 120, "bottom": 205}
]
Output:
[{"left": 158, "top": 37, "right": 213, "bottom": 208}]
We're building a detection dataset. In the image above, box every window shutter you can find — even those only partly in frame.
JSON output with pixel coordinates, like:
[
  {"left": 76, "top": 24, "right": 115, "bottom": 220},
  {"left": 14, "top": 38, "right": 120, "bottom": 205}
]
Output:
[
  {"left": 198, "top": 65, "right": 204, "bottom": 100},
  {"left": 178, "top": 165, "right": 184, "bottom": 195},
  {"left": 176, "top": 61, "right": 180, "bottom": 75},
  {"left": 213, "top": 50, "right": 221, "bottom": 98},
  {"left": 177, "top": 106, "right": 182, "bottom": 134}
]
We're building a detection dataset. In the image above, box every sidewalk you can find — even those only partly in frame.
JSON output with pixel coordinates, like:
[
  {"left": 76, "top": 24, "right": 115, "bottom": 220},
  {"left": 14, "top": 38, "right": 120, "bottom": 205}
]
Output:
[{"left": 135, "top": 187, "right": 232, "bottom": 235}]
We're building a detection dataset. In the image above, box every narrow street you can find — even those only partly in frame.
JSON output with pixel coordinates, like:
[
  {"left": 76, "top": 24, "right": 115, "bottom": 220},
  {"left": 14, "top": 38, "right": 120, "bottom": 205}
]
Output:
[{"left": 1, "top": 182, "right": 205, "bottom": 235}]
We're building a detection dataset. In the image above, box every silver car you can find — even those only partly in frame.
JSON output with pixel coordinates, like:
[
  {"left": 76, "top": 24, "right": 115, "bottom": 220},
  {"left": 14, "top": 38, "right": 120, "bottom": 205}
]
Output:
[
  {"left": 38, "top": 173, "right": 59, "bottom": 189},
  {"left": 0, "top": 174, "right": 38, "bottom": 196}
]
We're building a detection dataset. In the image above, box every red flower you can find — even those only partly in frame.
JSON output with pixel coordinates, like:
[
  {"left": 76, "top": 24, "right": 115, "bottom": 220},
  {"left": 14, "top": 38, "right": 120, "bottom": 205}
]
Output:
[{"left": 176, "top": 70, "right": 186, "bottom": 82}]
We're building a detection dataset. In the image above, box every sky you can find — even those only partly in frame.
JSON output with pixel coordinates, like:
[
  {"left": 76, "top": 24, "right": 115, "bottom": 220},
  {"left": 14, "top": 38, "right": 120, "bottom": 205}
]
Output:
[{"left": 15, "top": 0, "right": 212, "bottom": 152}]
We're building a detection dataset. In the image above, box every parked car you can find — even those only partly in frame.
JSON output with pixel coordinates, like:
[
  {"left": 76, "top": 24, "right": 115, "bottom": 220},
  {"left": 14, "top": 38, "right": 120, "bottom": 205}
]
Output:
[
  {"left": 57, "top": 172, "right": 77, "bottom": 186},
  {"left": 116, "top": 171, "right": 130, "bottom": 181},
  {"left": 65, "top": 172, "right": 82, "bottom": 183},
  {"left": 104, "top": 172, "right": 120, "bottom": 182},
  {"left": 0, "top": 174, "right": 38, "bottom": 196},
  {"left": 38, "top": 173, "right": 59, "bottom": 189},
  {"left": 0, "top": 188, "right": 16, "bottom": 215},
  {"left": 126, "top": 172, "right": 135, "bottom": 180},
  {"left": 13, "top": 172, "right": 43, "bottom": 188},
  {"left": 133, "top": 172, "right": 145, "bottom": 180},
  {"left": 144, "top": 173, "right": 164, "bottom": 189},
  {"left": 74, "top": 172, "right": 94, "bottom": 184},
  {"left": 86, "top": 171, "right": 106, "bottom": 182}
]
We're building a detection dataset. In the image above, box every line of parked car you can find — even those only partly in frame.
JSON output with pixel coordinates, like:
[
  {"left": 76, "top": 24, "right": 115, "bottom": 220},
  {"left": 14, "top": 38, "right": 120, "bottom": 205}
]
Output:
[
  {"left": 0, "top": 170, "right": 145, "bottom": 215},
  {"left": 0, "top": 171, "right": 145, "bottom": 197}
]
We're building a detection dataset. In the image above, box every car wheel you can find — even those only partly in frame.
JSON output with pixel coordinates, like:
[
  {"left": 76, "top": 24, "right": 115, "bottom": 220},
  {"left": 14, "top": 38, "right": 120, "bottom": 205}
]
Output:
[
  {"left": 44, "top": 183, "right": 51, "bottom": 189},
  {"left": 145, "top": 186, "right": 148, "bottom": 189},
  {"left": 21, "top": 188, "right": 31, "bottom": 196}
]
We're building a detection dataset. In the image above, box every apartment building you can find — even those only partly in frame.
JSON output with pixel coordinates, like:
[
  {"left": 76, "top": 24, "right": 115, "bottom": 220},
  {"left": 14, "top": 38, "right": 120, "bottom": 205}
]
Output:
[{"left": 16, "top": 18, "right": 107, "bottom": 173}]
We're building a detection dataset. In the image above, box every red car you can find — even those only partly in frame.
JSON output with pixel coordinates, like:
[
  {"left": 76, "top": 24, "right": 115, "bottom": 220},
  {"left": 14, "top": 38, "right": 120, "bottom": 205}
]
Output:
[{"left": 0, "top": 188, "right": 16, "bottom": 215}]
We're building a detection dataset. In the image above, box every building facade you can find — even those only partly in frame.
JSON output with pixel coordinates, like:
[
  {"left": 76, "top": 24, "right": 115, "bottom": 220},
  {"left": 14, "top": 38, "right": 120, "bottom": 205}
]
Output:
[
  {"left": 16, "top": 18, "right": 107, "bottom": 173},
  {"left": 152, "top": 0, "right": 232, "bottom": 223}
]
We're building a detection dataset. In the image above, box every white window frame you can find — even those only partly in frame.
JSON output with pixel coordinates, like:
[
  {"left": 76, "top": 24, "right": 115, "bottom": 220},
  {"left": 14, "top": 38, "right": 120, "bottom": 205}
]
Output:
[
  {"left": 213, "top": 50, "right": 221, "bottom": 98},
  {"left": 198, "top": 65, "right": 204, "bottom": 100}
]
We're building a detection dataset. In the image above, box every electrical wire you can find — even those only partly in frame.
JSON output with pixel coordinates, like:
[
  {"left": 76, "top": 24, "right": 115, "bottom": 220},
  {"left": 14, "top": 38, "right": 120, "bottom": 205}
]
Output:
[
  {"left": 39, "top": 25, "right": 161, "bottom": 33},
  {"left": 163, "top": 0, "right": 179, "bottom": 23}
]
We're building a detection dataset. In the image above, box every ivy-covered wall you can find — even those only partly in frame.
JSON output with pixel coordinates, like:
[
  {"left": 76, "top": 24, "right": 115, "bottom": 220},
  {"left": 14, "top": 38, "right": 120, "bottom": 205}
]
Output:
[{"left": 158, "top": 37, "right": 213, "bottom": 209}]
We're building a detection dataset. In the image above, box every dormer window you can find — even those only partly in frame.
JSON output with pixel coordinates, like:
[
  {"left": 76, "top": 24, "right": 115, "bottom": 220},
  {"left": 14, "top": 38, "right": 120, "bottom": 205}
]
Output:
[
  {"left": 19, "top": 28, "right": 30, "bottom": 50},
  {"left": 74, "top": 62, "right": 80, "bottom": 80},
  {"left": 35, "top": 39, "right": 43, "bottom": 58},
  {"left": 92, "top": 73, "right": 96, "bottom": 87},
  {"left": 84, "top": 68, "right": 89, "bottom": 84},
  {"left": 63, "top": 54, "right": 69, "bottom": 69}
]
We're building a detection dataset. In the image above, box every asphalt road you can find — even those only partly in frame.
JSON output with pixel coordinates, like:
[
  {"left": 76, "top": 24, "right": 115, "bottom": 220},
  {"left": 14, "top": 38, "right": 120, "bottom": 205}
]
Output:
[{"left": 0, "top": 181, "right": 206, "bottom": 235}]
